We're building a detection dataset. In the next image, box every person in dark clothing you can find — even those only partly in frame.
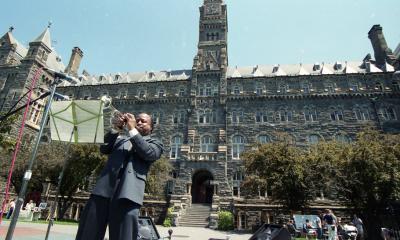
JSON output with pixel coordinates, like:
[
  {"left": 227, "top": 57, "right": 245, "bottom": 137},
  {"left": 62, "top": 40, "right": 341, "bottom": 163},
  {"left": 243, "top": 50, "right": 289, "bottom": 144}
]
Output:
[{"left": 75, "top": 112, "right": 163, "bottom": 240}]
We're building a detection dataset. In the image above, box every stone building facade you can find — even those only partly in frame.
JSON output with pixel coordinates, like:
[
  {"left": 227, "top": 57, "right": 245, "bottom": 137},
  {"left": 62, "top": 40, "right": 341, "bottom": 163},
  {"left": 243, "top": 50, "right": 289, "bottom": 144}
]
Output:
[{"left": 1, "top": 0, "right": 400, "bottom": 229}]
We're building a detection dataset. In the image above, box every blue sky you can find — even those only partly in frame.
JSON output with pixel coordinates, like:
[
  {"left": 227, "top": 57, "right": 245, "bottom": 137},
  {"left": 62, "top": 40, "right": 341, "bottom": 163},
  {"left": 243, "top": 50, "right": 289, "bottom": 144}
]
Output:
[{"left": 1, "top": 0, "right": 399, "bottom": 75}]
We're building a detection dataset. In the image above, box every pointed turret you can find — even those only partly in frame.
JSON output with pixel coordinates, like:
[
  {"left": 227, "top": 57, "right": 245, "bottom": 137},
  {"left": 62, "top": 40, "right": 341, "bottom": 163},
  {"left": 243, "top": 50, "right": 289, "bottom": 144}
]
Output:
[
  {"left": 32, "top": 26, "right": 52, "bottom": 49},
  {"left": 25, "top": 24, "right": 53, "bottom": 63}
]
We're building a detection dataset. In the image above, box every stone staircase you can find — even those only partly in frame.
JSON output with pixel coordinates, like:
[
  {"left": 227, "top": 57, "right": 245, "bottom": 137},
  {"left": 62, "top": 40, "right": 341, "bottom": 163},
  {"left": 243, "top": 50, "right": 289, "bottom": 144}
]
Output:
[{"left": 179, "top": 203, "right": 211, "bottom": 227}]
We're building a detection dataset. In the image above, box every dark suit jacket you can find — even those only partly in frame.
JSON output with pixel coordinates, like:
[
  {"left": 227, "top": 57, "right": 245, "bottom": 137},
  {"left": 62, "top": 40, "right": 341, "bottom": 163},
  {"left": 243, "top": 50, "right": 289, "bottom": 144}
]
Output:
[{"left": 92, "top": 131, "right": 163, "bottom": 205}]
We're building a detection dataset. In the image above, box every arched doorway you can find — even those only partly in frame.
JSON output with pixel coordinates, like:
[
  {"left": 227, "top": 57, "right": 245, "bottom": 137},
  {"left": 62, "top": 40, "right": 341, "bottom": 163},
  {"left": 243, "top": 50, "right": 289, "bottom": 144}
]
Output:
[{"left": 191, "top": 170, "right": 214, "bottom": 204}]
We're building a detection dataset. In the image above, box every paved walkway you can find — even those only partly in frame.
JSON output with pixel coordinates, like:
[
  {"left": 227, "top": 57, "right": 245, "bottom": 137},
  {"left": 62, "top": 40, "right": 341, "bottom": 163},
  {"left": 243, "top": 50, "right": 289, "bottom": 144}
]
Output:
[{"left": 0, "top": 221, "right": 252, "bottom": 240}]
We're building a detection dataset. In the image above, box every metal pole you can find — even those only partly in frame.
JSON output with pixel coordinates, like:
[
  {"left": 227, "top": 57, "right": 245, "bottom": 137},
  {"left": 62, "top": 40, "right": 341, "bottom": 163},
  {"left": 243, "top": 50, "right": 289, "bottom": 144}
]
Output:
[
  {"left": 44, "top": 128, "right": 75, "bottom": 240},
  {"left": 5, "top": 80, "right": 58, "bottom": 240}
]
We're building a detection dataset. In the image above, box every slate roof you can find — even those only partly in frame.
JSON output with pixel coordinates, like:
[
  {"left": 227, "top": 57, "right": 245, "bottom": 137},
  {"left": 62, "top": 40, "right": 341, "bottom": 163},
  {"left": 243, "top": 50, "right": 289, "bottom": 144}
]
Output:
[{"left": 226, "top": 61, "right": 394, "bottom": 78}]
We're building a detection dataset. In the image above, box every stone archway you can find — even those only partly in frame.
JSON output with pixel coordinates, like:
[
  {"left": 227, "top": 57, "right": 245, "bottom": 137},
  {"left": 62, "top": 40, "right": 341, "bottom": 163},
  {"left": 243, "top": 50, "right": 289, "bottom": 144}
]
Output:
[{"left": 191, "top": 169, "right": 214, "bottom": 204}]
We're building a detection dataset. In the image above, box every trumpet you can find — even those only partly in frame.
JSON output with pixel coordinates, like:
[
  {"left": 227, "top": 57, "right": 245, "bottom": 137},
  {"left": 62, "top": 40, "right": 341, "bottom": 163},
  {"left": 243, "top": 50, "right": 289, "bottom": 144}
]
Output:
[{"left": 101, "top": 96, "right": 126, "bottom": 132}]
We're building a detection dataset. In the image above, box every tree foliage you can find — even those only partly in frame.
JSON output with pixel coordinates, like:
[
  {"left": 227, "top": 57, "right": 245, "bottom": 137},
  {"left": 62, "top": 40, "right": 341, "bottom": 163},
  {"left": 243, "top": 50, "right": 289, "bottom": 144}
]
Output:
[
  {"left": 53, "top": 143, "right": 107, "bottom": 219},
  {"left": 242, "top": 129, "right": 400, "bottom": 239},
  {"left": 335, "top": 130, "right": 400, "bottom": 239},
  {"left": 0, "top": 113, "right": 17, "bottom": 153},
  {"left": 145, "top": 156, "right": 173, "bottom": 198},
  {"left": 242, "top": 141, "right": 313, "bottom": 210}
]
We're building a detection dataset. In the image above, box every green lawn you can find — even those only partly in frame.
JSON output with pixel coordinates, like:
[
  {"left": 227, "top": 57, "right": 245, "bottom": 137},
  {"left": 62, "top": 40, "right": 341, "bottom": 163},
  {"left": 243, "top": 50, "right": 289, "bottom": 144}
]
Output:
[{"left": 2, "top": 219, "right": 79, "bottom": 225}]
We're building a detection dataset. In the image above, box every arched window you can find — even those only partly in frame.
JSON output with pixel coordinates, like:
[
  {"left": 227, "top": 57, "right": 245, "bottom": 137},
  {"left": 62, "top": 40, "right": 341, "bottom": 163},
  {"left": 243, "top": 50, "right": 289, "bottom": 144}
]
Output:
[
  {"left": 349, "top": 82, "right": 359, "bottom": 91},
  {"left": 170, "top": 136, "right": 182, "bottom": 159},
  {"left": 158, "top": 89, "right": 165, "bottom": 97},
  {"left": 152, "top": 112, "right": 163, "bottom": 125},
  {"left": 330, "top": 108, "right": 344, "bottom": 121},
  {"left": 335, "top": 134, "right": 351, "bottom": 144},
  {"left": 354, "top": 107, "right": 370, "bottom": 121},
  {"left": 278, "top": 84, "right": 288, "bottom": 93},
  {"left": 233, "top": 85, "right": 241, "bottom": 95},
  {"left": 255, "top": 84, "right": 263, "bottom": 95},
  {"left": 201, "top": 135, "right": 216, "bottom": 152},
  {"left": 302, "top": 83, "right": 310, "bottom": 94},
  {"left": 307, "top": 134, "right": 320, "bottom": 144},
  {"left": 179, "top": 88, "right": 185, "bottom": 97},
  {"left": 375, "top": 82, "right": 383, "bottom": 92},
  {"left": 232, "top": 111, "right": 243, "bottom": 123},
  {"left": 199, "top": 110, "right": 216, "bottom": 124},
  {"left": 278, "top": 109, "right": 293, "bottom": 122},
  {"left": 255, "top": 111, "right": 268, "bottom": 123},
  {"left": 173, "top": 111, "right": 186, "bottom": 124},
  {"left": 257, "top": 135, "right": 271, "bottom": 144},
  {"left": 392, "top": 81, "right": 400, "bottom": 91},
  {"left": 138, "top": 89, "right": 146, "bottom": 98},
  {"left": 118, "top": 90, "right": 128, "bottom": 99},
  {"left": 206, "top": 83, "right": 212, "bottom": 96},
  {"left": 325, "top": 83, "right": 336, "bottom": 93},
  {"left": 304, "top": 107, "right": 317, "bottom": 122},
  {"left": 380, "top": 107, "right": 397, "bottom": 120},
  {"left": 232, "top": 135, "right": 245, "bottom": 159}
]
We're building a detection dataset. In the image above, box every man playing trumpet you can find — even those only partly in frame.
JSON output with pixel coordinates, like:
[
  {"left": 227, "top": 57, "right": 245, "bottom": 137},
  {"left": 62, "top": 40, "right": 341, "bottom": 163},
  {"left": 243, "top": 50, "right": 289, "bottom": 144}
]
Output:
[{"left": 76, "top": 112, "right": 163, "bottom": 240}]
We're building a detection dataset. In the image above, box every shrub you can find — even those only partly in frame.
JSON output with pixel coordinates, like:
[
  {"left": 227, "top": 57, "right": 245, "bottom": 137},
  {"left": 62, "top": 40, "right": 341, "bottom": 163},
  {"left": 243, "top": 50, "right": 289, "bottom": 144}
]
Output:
[
  {"left": 217, "top": 211, "right": 234, "bottom": 231},
  {"left": 162, "top": 207, "right": 174, "bottom": 227}
]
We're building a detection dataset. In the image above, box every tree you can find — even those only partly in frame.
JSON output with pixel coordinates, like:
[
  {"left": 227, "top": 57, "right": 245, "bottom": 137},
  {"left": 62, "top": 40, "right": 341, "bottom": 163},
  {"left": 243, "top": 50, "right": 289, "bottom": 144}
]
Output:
[
  {"left": 306, "top": 141, "right": 346, "bottom": 200},
  {"left": 242, "top": 141, "right": 314, "bottom": 210},
  {"left": 145, "top": 156, "right": 173, "bottom": 198},
  {"left": 0, "top": 113, "right": 17, "bottom": 153},
  {"left": 51, "top": 143, "right": 107, "bottom": 219},
  {"left": 336, "top": 130, "right": 400, "bottom": 239}
]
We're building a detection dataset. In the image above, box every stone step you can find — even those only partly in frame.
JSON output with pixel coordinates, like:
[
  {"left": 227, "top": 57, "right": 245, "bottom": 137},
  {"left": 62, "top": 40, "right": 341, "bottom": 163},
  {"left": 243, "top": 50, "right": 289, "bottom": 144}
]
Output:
[{"left": 179, "top": 204, "right": 212, "bottom": 227}]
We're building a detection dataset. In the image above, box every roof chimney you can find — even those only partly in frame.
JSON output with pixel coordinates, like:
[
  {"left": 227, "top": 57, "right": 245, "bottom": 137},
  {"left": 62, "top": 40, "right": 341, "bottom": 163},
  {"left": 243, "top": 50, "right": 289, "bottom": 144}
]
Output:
[
  {"left": 368, "top": 25, "right": 397, "bottom": 67},
  {"left": 65, "top": 47, "right": 83, "bottom": 77}
]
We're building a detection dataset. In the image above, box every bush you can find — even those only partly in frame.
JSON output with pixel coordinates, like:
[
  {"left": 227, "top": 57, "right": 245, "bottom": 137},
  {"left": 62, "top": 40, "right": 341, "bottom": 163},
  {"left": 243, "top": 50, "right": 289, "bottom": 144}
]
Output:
[
  {"left": 162, "top": 207, "right": 174, "bottom": 227},
  {"left": 217, "top": 211, "right": 234, "bottom": 231}
]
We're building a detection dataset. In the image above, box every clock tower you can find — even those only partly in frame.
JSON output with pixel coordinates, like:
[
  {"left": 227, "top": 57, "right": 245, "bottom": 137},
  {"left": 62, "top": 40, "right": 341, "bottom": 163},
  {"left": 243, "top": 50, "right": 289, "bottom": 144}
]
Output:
[
  {"left": 192, "top": 0, "right": 228, "bottom": 99},
  {"left": 194, "top": 0, "right": 228, "bottom": 73}
]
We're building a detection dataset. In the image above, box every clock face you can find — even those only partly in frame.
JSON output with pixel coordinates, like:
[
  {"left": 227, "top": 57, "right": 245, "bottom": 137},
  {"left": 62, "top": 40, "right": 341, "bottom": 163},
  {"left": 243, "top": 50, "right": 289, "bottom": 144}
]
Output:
[{"left": 206, "top": 3, "right": 220, "bottom": 15}]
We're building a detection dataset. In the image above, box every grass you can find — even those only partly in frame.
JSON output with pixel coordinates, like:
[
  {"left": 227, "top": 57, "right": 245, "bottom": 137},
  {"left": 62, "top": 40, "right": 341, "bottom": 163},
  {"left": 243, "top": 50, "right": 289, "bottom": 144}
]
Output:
[{"left": 2, "top": 219, "right": 79, "bottom": 225}]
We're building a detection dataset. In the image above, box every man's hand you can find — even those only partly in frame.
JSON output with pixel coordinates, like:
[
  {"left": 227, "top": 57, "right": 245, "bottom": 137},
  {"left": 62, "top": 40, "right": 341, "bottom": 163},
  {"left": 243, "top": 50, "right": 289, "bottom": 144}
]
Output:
[
  {"left": 124, "top": 113, "right": 137, "bottom": 131},
  {"left": 111, "top": 111, "right": 125, "bottom": 130}
]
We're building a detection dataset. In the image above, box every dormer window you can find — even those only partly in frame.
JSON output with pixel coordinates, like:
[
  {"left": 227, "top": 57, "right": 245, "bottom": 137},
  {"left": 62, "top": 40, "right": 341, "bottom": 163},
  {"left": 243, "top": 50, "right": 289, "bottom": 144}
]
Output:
[
  {"left": 148, "top": 72, "right": 155, "bottom": 79},
  {"left": 272, "top": 65, "right": 279, "bottom": 73},
  {"left": 99, "top": 76, "right": 105, "bottom": 82},
  {"left": 313, "top": 63, "right": 321, "bottom": 71},
  {"left": 334, "top": 62, "right": 343, "bottom": 70},
  {"left": 114, "top": 74, "right": 121, "bottom": 82}
]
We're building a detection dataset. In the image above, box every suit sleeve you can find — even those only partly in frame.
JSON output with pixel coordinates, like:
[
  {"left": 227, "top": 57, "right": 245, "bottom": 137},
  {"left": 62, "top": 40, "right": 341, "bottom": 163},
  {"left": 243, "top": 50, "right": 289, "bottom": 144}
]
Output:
[
  {"left": 129, "top": 135, "right": 163, "bottom": 162},
  {"left": 99, "top": 130, "right": 119, "bottom": 154}
]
